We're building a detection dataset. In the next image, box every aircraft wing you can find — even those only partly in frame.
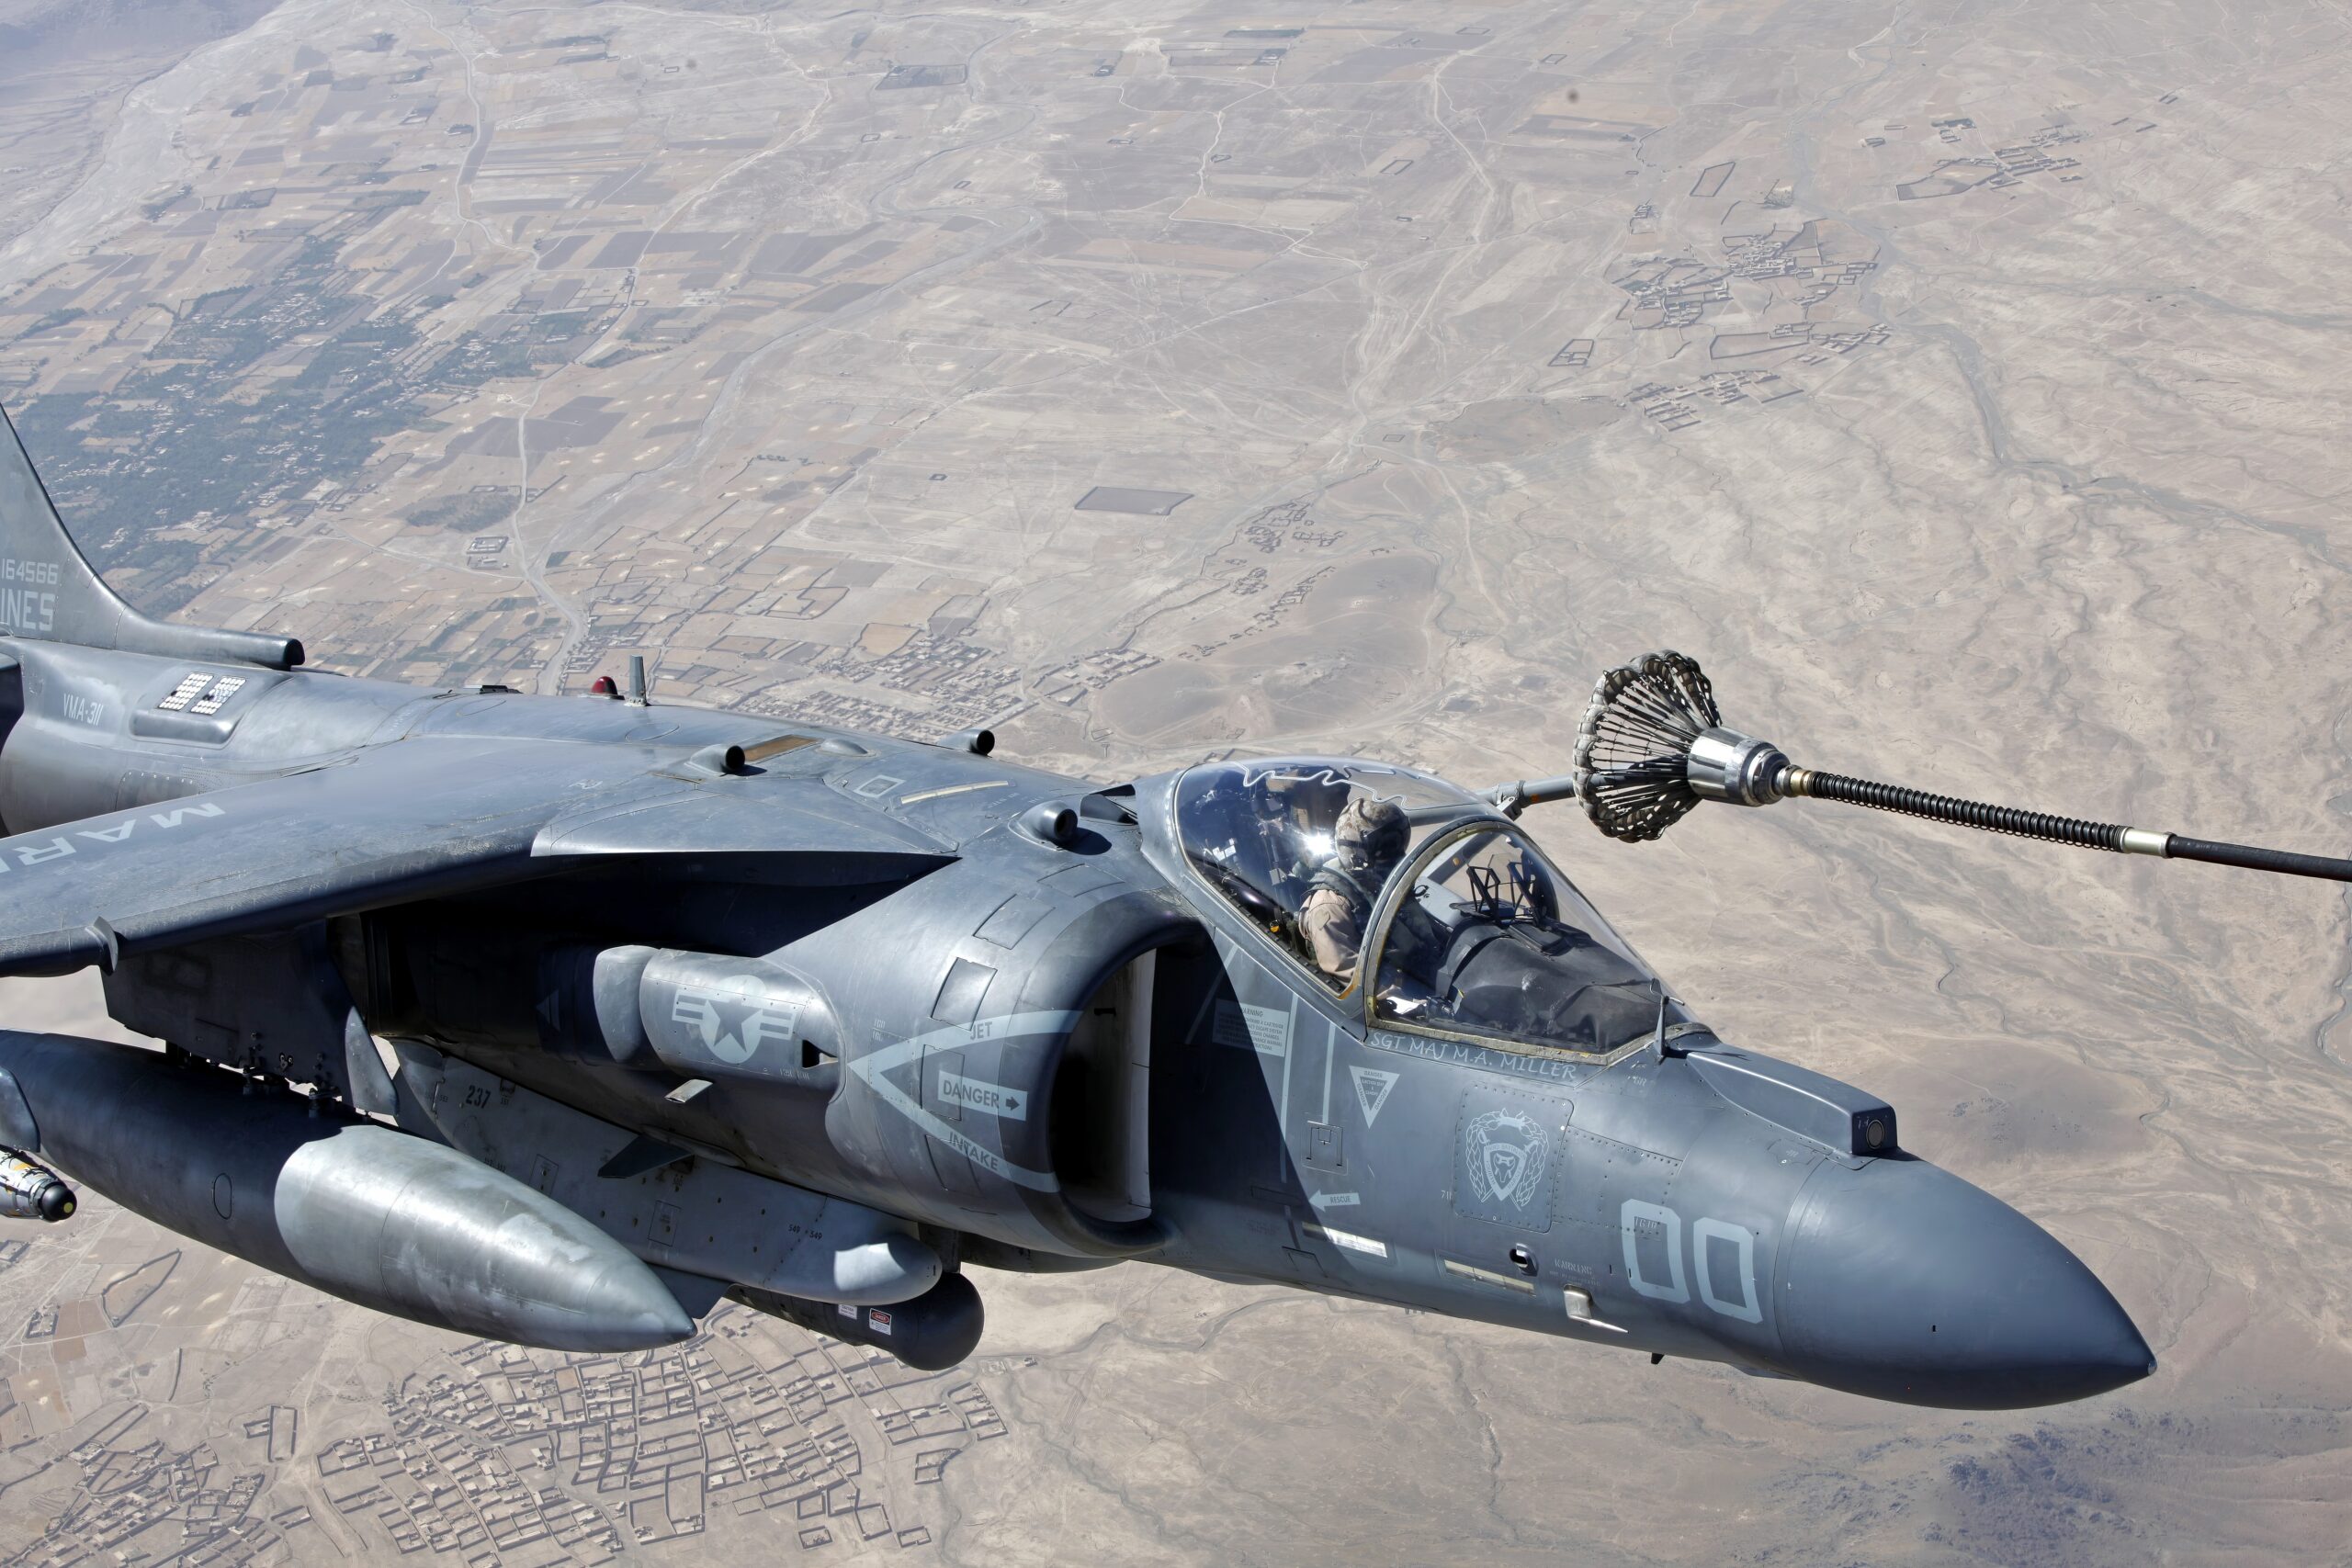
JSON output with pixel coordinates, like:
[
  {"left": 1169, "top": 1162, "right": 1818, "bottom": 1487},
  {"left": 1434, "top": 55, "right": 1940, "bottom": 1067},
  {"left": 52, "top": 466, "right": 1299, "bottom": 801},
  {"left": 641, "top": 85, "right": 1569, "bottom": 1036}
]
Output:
[
  {"left": 0, "top": 736, "right": 949, "bottom": 978},
  {"left": 0, "top": 739, "right": 606, "bottom": 976},
  {"left": 532, "top": 784, "right": 955, "bottom": 880}
]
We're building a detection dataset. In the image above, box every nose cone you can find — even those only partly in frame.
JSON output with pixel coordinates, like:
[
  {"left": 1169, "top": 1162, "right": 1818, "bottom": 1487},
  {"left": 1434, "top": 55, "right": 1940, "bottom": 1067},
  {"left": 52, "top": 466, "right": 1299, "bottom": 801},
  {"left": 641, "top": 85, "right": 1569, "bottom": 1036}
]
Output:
[{"left": 1778, "top": 1156, "right": 2154, "bottom": 1409}]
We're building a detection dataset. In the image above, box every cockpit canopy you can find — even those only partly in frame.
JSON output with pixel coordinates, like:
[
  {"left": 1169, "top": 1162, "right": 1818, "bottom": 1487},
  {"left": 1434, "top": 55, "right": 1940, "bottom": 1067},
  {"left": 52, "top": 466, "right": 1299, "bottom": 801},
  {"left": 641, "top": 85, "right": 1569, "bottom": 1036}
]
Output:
[{"left": 1173, "top": 759, "right": 1671, "bottom": 1056}]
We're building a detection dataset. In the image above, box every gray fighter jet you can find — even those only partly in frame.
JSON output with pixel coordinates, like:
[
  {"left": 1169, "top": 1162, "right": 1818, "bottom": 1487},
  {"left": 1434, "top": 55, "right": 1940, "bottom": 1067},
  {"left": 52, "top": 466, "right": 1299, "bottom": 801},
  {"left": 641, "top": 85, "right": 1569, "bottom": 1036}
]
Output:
[{"left": 18, "top": 400, "right": 2313, "bottom": 1411}]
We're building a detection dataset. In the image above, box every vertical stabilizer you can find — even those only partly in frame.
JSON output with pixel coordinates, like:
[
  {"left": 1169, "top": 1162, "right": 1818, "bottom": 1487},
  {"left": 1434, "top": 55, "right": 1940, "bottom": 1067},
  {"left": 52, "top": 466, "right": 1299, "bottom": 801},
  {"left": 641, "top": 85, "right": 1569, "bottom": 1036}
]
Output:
[{"left": 0, "top": 403, "right": 300, "bottom": 669}]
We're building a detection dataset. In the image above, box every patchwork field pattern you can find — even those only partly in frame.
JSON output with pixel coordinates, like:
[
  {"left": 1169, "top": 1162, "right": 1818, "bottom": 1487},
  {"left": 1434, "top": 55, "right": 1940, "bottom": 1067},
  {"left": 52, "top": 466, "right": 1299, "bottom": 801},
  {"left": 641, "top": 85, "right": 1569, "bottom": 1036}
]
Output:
[{"left": 2, "top": 0, "right": 2351, "bottom": 1562}]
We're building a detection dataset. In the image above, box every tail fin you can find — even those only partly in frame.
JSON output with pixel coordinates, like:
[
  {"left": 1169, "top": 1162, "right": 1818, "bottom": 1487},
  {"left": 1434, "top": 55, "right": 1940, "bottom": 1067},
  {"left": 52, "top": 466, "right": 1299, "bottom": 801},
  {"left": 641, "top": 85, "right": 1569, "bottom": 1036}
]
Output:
[{"left": 0, "top": 402, "right": 300, "bottom": 670}]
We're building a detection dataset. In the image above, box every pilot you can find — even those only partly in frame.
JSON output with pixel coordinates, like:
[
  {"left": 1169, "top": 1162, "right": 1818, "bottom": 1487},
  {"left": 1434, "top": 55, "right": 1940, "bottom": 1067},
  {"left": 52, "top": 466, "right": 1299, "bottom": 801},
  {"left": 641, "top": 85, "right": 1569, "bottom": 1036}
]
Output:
[{"left": 1299, "top": 796, "right": 1444, "bottom": 988}]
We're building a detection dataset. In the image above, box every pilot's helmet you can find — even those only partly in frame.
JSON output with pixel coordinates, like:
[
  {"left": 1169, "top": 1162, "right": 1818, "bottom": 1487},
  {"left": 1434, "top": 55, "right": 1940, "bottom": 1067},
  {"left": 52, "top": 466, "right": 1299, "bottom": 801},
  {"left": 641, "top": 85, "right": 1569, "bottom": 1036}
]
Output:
[{"left": 1332, "top": 795, "right": 1409, "bottom": 872}]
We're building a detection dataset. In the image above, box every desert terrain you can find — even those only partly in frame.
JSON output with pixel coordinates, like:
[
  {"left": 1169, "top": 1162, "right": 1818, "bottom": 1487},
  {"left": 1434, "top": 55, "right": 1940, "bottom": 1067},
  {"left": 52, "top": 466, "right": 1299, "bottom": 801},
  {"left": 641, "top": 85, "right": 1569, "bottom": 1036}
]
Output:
[{"left": 0, "top": 0, "right": 2348, "bottom": 1561}]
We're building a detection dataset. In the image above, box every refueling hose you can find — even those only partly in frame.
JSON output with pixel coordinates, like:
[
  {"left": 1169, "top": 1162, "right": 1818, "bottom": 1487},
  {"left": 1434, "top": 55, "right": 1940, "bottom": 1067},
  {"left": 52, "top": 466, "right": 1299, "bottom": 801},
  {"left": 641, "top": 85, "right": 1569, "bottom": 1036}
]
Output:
[
  {"left": 1782, "top": 768, "right": 2352, "bottom": 883},
  {"left": 1570, "top": 649, "right": 2352, "bottom": 885}
]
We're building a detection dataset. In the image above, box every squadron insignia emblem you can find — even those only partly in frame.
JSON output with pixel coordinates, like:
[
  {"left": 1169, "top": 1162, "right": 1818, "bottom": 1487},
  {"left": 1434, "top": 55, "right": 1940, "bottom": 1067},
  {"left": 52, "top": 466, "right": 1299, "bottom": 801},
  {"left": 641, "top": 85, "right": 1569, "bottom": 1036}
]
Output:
[{"left": 1463, "top": 1110, "right": 1549, "bottom": 1211}]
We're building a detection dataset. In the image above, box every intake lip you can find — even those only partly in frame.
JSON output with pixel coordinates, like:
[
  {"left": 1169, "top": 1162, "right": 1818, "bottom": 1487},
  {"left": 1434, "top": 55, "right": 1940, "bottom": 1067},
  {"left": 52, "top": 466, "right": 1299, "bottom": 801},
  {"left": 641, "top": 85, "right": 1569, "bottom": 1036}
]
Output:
[{"left": 1775, "top": 1153, "right": 2154, "bottom": 1409}]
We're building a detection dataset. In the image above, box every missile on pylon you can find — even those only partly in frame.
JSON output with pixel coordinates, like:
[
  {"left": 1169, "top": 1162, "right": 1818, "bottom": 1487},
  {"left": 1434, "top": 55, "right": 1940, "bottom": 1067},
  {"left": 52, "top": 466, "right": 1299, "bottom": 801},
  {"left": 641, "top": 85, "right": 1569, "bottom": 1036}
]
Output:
[{"left": 0, "top": 1148, "right": 73, "bottom": 1220}]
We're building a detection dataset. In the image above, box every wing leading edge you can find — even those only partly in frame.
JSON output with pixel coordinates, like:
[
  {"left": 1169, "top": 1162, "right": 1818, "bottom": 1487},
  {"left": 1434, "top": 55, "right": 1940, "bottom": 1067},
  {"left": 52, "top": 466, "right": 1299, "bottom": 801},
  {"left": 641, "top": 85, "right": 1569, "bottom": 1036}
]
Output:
[{"left": 0, "top": 737, "right": 954, "bottom": 977}]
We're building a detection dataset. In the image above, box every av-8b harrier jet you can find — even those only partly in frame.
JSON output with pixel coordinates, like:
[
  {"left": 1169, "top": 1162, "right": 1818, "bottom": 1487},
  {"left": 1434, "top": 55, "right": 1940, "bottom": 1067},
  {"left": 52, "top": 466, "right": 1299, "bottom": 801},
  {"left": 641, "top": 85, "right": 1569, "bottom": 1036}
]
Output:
[{"left": 4, "top": 410, "right": 2346, "bottom": 1409}]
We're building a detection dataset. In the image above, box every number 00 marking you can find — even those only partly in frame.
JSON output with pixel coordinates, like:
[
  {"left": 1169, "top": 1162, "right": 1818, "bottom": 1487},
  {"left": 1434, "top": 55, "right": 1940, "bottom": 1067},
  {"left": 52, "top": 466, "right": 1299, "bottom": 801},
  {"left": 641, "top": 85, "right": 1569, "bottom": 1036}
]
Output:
[
  {"left": 1620, "top": 1200, "right": 1688, "bottom": 1303},
  {"left": 1619, "top": 1200, "right": 1759, "bottom": 1325},
  {"left": 1692, "top": 1216, "right": 1761, "bottom": 1324}
]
